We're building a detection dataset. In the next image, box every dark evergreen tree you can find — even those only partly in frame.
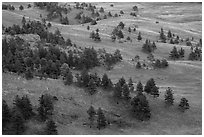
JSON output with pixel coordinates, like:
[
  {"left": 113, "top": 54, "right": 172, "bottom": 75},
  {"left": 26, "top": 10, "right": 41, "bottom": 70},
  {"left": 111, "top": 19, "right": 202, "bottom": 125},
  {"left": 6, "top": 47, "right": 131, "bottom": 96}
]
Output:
[
  {"left": 64, "top": 71, "right": 73, "bottom": 85},
  {"left": 160, "top": 28, "right": 166, "bottom": 43},
  {"left": 128, "top": 77, "right": 134, "bottom": 92},
  {"left": 151, "top": 86, "right": 159, "bottom": 98},
  {"left": 169, "top": 46, "right": 179, "bottom": 60},
  {"left": 122, "top": 83, "right": 130, "bottom": 100},
  {"left": 164, "top": 87, "right": 174, "bottom": 106},
  {"left": 97, "top": 107, "right": 107, "bottom": 130},
  {"left": 128, "top": 27, "right": 131, "bottom": 33},
  {"left": 21, "top": 16, "right": 26, "bottom": 25},
  {"left": 87, "top": 25, "right": 90, "bottom": 30},
  {"left": 87, "top": 106, "right": 96, "bottom": 127},
  {"left": 11, "top": 108, "right": 25, "bottom": 135},
  {"left": 136, "top": 81, "right": 143, "bottom": 94},
  {"left": 108, "top": 11, "right": 112, "bottom": 17},
  {"left": 167, "top": 30, "right": 172, "bottom": 38},
  {"left": 114, "top": 82, "right": 122, "bottom": 98},
  {"left": 178, "top": 47, "right": 185, "bottom": 58},
  {"left": 161, "top": 59, "right": 169, "bottom": 68},
  {"left": 19, "top": 5, "right": 24, "bottom": 10},
  {"left": 154, "top": 59, "right": 161, "bottom": 68},
  {"left": 131, "top": 93, "right": 151, "bottom": 121},
  {"left": 99, "top": 7, "right": 104, "bottom": 13},
  {"left": 101, "top": 73, "right": 110, "bottom": 89},
  {"left": 137, "top": 32, "right": 142, "bottom": 41},
  {"left": 45, "top": 119, "right": 58, "bottom": 135},
  {"left": 136, "top": 61, "right": 142, "bottom": 69},
  {"left": 117, "top": 30, "right": 124, "bottom": 39},
  {"left": 120, "top": 10, "right": 124, "bottom": 14},
  {"left": 133, "top": 5, "right": 138, "bottom": 11},
  {"left": 178, "top": 98, "right": 190, "bottom": 112},
  {"left": 37, "top": 94, "right": 54, "bottom": 121},
  {"left": 2, "top": 100, "right": 11, "bottom": 129},
  {"left": 119, "top": 77, "right": 126, "bottom": 87},
  {"left": 88, "top": 78, "right": 97, "bottom": 95},
  {"left": 144, "top": 78, "right": 157, "bottom": 94},
  {"left": 118, "top": 22, "right": 125, "bottom": 29}
]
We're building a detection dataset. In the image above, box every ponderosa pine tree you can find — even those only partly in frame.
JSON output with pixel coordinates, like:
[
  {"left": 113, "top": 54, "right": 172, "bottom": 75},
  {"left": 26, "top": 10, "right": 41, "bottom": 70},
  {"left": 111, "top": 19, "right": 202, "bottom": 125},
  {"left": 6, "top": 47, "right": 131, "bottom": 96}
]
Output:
[
  {"left": 178, "top": 97, "right": 190, "bottom": 112},
  {"left": 2, "top": 100, "right": 11, "bottom": 129},
  {"left": 131, "top": 93, "right": 151, "bottom": 121},
  {"left": 64, "top": 71, "right": 73, "bottom": 85},
  {"left": 128, "top": 27, "right": 131, "bottom": 33},
  {"left": 137, "top": 32, "right": 142, "bottom": 41},
  {"left": 87, "top": 105, "right": 96, "bottom": 127},
  {"left": 164, "top": 87, "right": 174, "bottom": 106},
  {"left": 118, "top": 21, "right": 125, "bottom": 29},
  {"left": 11, "top": 108, "right": 25, "bottom": 135},
  {"left": 21, "top": 16, "right": 26, "bottom": 25},
  {"left": 128, "top": 77, "right": 134, "bottom": 92},
  {"left": 167, "top": 30, "right": 172, "bottom": 38},
  {"left": 136, "top": 81, "right": 143, "bottom": 94},
  {"left": 169, "top": 46, "right": 179, "bottom": 60},
  {"left": 136, "top": 61, "right": 142, "bottom": 69},
  {"left": 114, "top": 82, "right": 122, "bottom": 98},
  {"left": 151, "top": 86, "right": 159, "bottom": 98},
  {"left": 101, "top": 73, "right": 110, "bottom": 89},
  {"left": 144, "top": 78, "right": 157, "bottom": 94},
  {"left": 122, "top": 83, "right": 130, "bottom": 100},
  {"left": 37, "top": 94, "right": 54, "bottom": 121},
  {"left": 160, "top": 28, "right": 166, "bottom": 43},
  {"left": 45, "top": 119, "right": 58, "bottom": 135},
  {"left": 119, "top": 77, "right": 126, "bottom": 87},
  {"left": 97, "top": 107, "right": 107, "bottom": 130},
  {"left": 178, "top": 47, "right": 185, "bottom": 58},
  {"left": 88, "top": 78, "right": 97, "bottom": 95}
]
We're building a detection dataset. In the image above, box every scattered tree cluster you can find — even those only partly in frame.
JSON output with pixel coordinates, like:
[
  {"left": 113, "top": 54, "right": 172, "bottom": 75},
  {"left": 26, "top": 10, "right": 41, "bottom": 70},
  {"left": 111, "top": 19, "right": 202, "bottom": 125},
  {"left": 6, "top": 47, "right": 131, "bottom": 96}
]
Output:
[
  {"left": 169, "top": 46, "right": 185, "bottom": 60},
  {"left": 142, "top": 39, "right": 157, "bottom": 53},
  {"left": 3, "top": 94, "right": 58, "bottom": 135}
]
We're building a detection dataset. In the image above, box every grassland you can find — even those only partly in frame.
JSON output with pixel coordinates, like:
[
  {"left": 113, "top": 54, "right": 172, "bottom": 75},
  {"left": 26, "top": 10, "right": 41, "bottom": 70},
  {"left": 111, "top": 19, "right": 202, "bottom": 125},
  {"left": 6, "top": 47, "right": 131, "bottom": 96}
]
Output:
[{"left": 2, "top": 2, "right": 202, "bottom": 135}]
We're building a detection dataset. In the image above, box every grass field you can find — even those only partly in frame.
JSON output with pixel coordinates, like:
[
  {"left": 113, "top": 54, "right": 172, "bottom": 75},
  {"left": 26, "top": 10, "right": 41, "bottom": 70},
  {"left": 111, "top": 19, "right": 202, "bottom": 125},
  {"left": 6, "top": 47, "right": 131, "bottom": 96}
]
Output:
[{"left": 2, "top": 2, "right": 202, "bottom": 135}]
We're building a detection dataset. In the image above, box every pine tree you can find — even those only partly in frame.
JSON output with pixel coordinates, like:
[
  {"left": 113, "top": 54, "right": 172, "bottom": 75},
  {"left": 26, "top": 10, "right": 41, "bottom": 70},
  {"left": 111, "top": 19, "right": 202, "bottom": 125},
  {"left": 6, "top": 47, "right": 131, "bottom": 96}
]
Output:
[
  {"left": 178, "top": 98, "right": 190, "bottom": 112},
  {"left": 137, "top": 32, "right": 142, "bottom": 41},
  {"left": 154, "top": 59, "right": 161, "bottom": 68},
  {"left": 88, "top": 78, "right": 97, "bottom": 95},
  {"left": 101, "top": 73, "right": 109, "bottom": 89},
  {"left": 99, "top": 7, "right": 104, "bottom": 13},
  {"left": 164, "top": 87, "right": 174, "bottom": 106},
  {"left": 169, "top": 46, "right": 179, "bottom": 60},
  {"left": 118, "top": 22, "right": 125, "bottom": 29},
  {"left": 144, "top": 78, "right": 157, "bottom": 94},
  {"left": 131, "top": 93, "right": 151, "bottom": 121},
  {"left": 97, "top": 107, "right": 107, "bottom": 130},
  {"left": 11, "top": 108, "right": 25, "bottom": 135},
  {"left": 122, "top": 83, "right": 130, "bottom": 100},
  {"left": 114, "top": 82, "right": 122, "bottom": 98},
  {"left": 87, "top": 106, "right": 96, "bottom": 127},
  {"left": 87, "top": 25, "right": 90, "bottom": 30},
  {"left": 178, "top": 47, "right": 185, "bottom": 58},
  {"left": 151, "top": 86, "right": 159, "bottom": 98},
  {"left": 167, "top": 30, "right": 172, "bottom": 38},
  {"left": 119, "top": 77, "right": 126, "bottom": 87},
  {"left": 45, "top": 119, "right": 58, "bottom": 135},
  {"left": 128, "top": 27, "right": 131, "bottom": 33},
  {"left": 128, "top": 78, "right": 134, "bottom": 92},
  {"left": 136, "top": 81, "right": 143, "bottom": 94},
  {"left": 64, "top": 71, "right": 73, "bottom": 85},
  {"left": 161, "top": 59, "right": 169, "bottom": 68},
  {"left": 37, "top": 94, "right": 54, "bottom": 121},
  {"left": 136, "top": 61, "right": 142, "bottom": 69},
  {"left": 160, "top": 28, "right": 166, "bottom": 43},
  {"left": 21, "top": 16, "right": 26, "bottom": 25},
  {"left": 19, "top": 5, "right": 24, "bottom": 10},
  {"left": 2, "top": 100, "right": 11, "bottom": 129}
]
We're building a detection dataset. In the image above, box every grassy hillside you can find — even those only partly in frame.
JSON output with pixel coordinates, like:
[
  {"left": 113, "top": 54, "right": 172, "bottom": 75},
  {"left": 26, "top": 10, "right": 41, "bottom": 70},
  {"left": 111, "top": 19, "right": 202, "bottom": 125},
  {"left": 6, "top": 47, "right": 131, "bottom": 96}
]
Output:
[{"left": 2, "top": 2, "right": 202, "bottom": 135}]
